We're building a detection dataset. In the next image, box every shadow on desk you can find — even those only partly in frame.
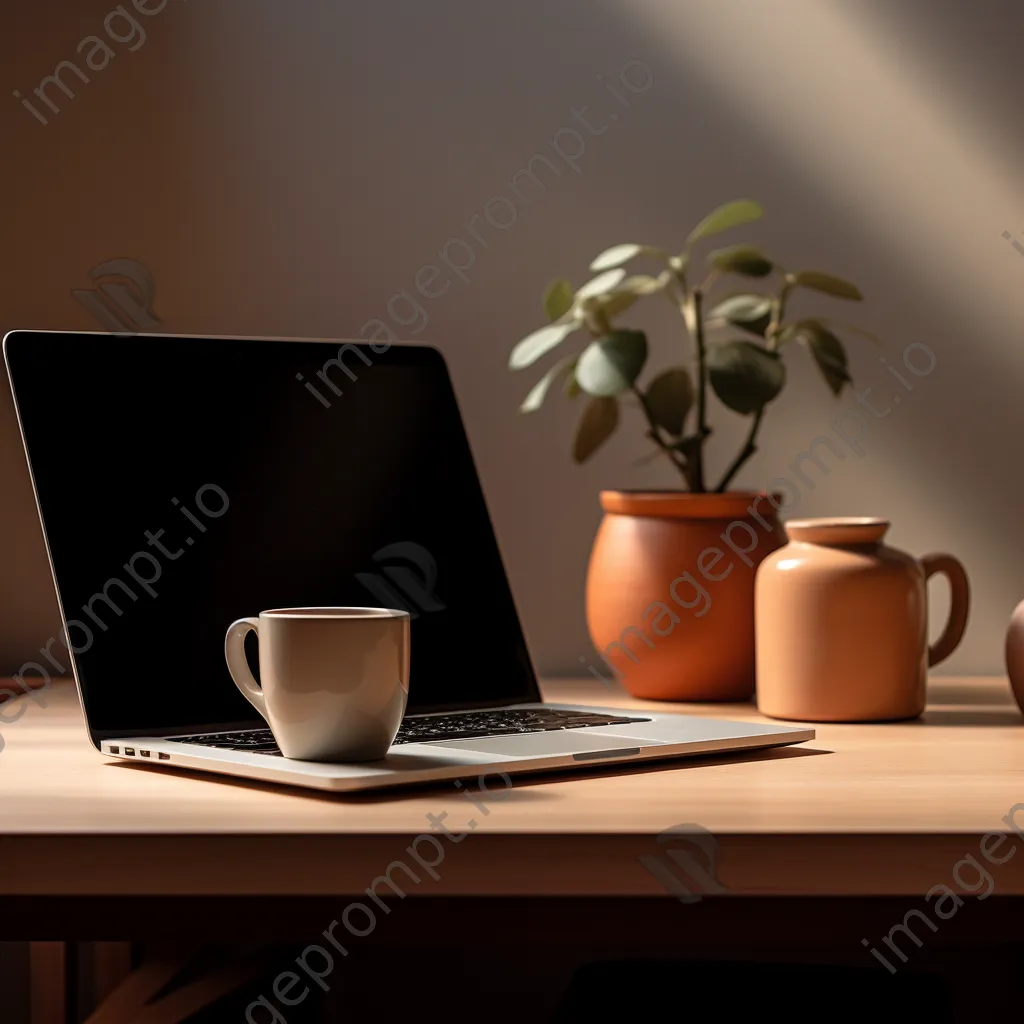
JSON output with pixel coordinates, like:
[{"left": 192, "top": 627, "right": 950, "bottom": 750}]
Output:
[
  {"left": 108, "top": 742, "right": 830, "bottom": 802},
  {"left": 918, "top": 709, "right": 1024, "bottom": 727}
]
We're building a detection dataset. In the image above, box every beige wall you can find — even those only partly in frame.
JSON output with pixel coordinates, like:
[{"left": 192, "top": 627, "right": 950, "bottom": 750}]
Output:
[{"left": 2, "top": 0, "right": 1023, "bottom": 677}]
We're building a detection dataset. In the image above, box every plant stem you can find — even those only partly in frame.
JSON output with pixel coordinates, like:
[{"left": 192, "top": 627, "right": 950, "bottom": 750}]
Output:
[
  {"left": 715, "top": 406, "right": 766, "bottom": 492},
  {"left": 766, "top": 279, "right": 792, "bottom": 351},
  {"left": 632, "top": 387, "right": 693, "bottom": 489},
  {"left": 716, "top": 276, "right": 790, "bottom": 491},
  {"left": 691, "top": 287, "right": 708, "bottom": 492},
  {"left": 698, "top": 269, "right": 721, "bottom": 295},
  {"left": 590, "top": 306, "right": 613, "bottom": 337}
]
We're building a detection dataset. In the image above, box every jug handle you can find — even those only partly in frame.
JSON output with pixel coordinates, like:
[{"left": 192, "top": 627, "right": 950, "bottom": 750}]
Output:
[{"left": 922, "top": 554, "right": 970, "bottom": 667}]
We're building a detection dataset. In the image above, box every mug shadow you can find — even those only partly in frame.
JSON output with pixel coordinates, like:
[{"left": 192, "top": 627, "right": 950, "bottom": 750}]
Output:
[{"left": 489, "top": 742, "right": 831, "bottom": 793}]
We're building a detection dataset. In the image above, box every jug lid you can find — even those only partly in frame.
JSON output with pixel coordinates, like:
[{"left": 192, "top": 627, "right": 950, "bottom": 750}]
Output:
[{"left": 785, "top": 517, "right": 889, "bottom": 545}]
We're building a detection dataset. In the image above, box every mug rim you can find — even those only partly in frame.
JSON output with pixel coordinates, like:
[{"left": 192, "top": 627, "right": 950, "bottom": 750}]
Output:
[{"left": 260, "top": 606, "right": 410, "bottom": 619}]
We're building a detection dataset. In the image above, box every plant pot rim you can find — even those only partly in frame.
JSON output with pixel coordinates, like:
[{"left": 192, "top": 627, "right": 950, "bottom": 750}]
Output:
[{"left": 599, "top": 489, "right": 779, "bottom": 519}]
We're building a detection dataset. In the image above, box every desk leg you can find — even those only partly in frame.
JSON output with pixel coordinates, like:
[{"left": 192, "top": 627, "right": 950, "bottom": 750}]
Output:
[
  {"left": 91, "top": 944, "right": 132, "bottom": 1006},
  {"left": 29, "top": 942, "right": 68, "bottom": 1024}
]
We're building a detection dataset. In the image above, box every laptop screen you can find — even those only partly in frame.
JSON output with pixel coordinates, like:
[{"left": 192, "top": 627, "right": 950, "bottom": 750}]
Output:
[{"left": 5, "top": 332, "right": 539, "bottom": 740}]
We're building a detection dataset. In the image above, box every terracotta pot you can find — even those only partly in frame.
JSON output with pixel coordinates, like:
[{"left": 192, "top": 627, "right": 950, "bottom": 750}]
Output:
[
  {"left": 585, "top": 490, "right": 783, "bottom": 701},
  {"left": 755, "top": 517, "right": 970, "bottom": 722}
]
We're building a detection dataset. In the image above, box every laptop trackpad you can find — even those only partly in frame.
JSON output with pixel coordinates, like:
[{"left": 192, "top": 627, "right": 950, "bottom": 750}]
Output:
[{"left": 432, "top": 731, "right": 664, "bottom": 757}]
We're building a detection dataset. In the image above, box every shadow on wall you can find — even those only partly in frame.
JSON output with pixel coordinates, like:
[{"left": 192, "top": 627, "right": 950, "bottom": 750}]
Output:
[{"left": 1, "top": 0, "right": 1023, "bottom": 676}]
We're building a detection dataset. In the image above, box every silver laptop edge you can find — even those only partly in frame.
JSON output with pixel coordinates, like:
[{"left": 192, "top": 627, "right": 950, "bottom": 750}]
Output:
[{"left": 102, "top": 703, "right": 814, "bottom": 793}]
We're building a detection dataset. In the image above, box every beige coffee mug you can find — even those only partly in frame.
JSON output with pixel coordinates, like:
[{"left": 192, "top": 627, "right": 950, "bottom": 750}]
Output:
[{"left": 224, "top": 607, "right": 410, "bottom": 761}]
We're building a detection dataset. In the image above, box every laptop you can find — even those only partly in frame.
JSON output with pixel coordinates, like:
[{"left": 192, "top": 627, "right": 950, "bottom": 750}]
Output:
[{"left": 3, "top": 330, "right": 813, "bottom": 793}]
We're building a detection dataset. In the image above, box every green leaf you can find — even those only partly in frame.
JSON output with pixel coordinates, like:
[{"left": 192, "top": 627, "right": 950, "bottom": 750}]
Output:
[
  {"left": 794, "top": 319, "right": 851, "bottom": 395},
  {"left": 575, "top": 330, "right": 648, "bottom": 397},
  {"left": 591, "top": 273, "right": 670, "bottom": 319},
  {"left": 519, "top": 356, "right": 578, "bottom": 412},
  {"left": 709, "top": 244, "right": 773, "bottom": 278},
  {"left": 589, "top": 243, "right": 653, "bottom": 272},
  {"left": 596, "top": 289, "right": 640, "bottom": 317},
  {"left": 509, "top": 321, "right": 579, "bottom": 370},
  {"left": 543, "top": 279, "right": 574, "bottom": 322},
  {"left": 564, "top": 369, "right": 581, "bottom": 399},
  {"left": 617, "top": 273, "right": 670, "bottom": 296},
  {"left": 789, "top": 270, "right": 863, "bottom": 300},
  {"left": 707, "top": 340, "right": 786, "bottom": 414},
  {"left": 820, "top": 318, "right": 882, "bottom": 346},
  {"left": 688, "top": 199, "right": 764, "bottom": 245},
  {"left": 644, "top": 368, "right": 694, "bottom": 436},
  {"left": 572, "top": 396, "right": 619, "bottom": 463},
  {"left": 708, "top": 293, "right": 773, "bottom": 336},
  {"left": 575, "top": 268, "right": 628, "bottom": 301}
]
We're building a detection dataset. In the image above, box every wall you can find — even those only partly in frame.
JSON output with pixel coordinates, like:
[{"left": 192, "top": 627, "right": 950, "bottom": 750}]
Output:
[{"left": 2, "top": 0, "right": 1023, "bottom": 677}]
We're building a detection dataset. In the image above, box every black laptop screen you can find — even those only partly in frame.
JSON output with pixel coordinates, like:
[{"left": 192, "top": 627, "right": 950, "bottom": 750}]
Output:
[{"left": 5, "top": 333, "right": 539, "bottom": 740}]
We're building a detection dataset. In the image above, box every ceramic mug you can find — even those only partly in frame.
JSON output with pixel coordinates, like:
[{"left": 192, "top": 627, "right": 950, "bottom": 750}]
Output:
[
  {"left": 224, "top": 607, "right": 410, "bottom": 761},
  {"left": 756, "top": 518, "right": 970, "bottom": 722}
]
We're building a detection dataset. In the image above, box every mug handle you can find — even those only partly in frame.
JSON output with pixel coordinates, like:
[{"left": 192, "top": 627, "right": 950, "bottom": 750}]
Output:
[
  {"left": 922, "top": 554, "right": 970, "bottom": 667},
  {"left": 224, "top": 617, "right": 266, "bottom": 715}
]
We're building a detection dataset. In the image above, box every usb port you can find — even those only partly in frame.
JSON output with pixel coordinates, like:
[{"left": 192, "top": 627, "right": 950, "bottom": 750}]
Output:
[
  {"left": 158, "top": 752, "right": 170, "bottom": 760},
  {"left": 124, "top": 747, "right": 135, "bottom": 756},
  {"left": 109, "top": 745, "right": 120, "bottom": 754},
  {"left": 140, "top": 750, "right": 151, "bottom": 758}
]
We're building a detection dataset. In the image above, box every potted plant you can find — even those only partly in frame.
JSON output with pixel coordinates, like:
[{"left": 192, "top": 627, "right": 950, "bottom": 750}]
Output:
[{"left": 509, "top": 199, "right": 874, "bottom": 701}]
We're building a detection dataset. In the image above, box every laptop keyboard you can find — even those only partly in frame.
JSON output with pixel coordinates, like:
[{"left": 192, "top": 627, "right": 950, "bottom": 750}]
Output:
[{"left": 171, "top": 707, "right": 651, "bottom": 756}]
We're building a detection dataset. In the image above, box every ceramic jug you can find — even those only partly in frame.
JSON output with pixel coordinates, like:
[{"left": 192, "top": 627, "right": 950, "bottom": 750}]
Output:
[{"left": 755, "top": 518, "right": 970, "bottom": 722}]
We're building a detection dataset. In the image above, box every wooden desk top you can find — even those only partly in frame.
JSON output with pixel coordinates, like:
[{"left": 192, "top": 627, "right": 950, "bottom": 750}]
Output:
[{"left": 2, "top": 676, "right": 1024, "bottom": 898}]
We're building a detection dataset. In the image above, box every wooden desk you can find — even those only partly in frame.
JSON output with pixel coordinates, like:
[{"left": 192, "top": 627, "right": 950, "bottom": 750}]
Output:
[
  {"left": 2, "top": 675, "right": 1024, "bottom": 900},
  {"left": 4, "top": 676, "right": 1024, "bottom": 1021}
]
